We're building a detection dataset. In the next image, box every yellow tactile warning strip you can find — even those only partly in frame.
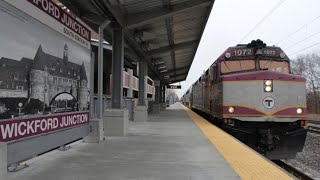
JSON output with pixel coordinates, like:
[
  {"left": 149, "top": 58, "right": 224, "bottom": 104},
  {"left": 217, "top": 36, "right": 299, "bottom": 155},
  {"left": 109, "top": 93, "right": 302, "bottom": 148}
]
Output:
[{"left": 180, "top": 103, "right": 293, "bottom": 180}]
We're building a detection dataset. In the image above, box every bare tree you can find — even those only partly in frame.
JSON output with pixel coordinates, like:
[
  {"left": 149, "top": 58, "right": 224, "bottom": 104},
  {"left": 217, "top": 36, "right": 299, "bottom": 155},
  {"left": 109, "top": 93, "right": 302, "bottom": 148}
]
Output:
[
  {"left": 166, "top": 89, "right": 179, "bottom": 105},
  {"left": 292, "top": 53, "right": 320, "bottom": 113}
]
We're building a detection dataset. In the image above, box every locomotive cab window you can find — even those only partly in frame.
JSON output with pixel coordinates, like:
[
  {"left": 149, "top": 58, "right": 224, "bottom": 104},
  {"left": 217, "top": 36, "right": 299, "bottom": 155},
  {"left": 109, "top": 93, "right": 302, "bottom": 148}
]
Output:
[
  {"left": 221, "top": 60, "right": 255, "bottom": 74},
  {"left": 259, "top": 60, "right": 289, "bottom": 73}
]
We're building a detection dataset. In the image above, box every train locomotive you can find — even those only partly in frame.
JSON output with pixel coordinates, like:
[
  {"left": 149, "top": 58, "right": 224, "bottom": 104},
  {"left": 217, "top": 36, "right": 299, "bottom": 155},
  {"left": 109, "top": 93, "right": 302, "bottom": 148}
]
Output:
[{"left": 182, "top": 40, "right": 308, "bottom": 159}]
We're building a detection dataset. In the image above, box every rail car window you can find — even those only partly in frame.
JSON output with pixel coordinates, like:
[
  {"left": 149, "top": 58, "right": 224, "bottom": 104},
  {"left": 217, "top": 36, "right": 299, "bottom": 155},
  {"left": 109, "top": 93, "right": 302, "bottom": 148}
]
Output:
[
  {"left": 259, "top": 60, "right": 289, "bottom": 73},
  {"left": 221, "top": 60, "right": 255, "bottom": 74}
]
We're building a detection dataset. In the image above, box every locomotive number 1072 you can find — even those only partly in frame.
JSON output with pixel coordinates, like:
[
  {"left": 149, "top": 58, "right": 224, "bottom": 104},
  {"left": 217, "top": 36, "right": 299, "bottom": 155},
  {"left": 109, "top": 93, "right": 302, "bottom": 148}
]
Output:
[{"left": 233, "top": 49, "right": 253, "bottom": 56}]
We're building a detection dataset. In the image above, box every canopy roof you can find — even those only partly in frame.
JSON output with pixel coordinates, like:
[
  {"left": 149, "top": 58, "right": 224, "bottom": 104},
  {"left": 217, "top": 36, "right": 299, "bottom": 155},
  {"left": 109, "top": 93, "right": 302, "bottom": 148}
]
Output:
[{"left": 60, "top": 0, "right": 215, "bottom": 84}]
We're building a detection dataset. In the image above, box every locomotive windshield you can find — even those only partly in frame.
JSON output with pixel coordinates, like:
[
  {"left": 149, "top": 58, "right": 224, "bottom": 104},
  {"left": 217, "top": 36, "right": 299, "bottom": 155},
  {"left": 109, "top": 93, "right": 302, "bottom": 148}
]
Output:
[
  {"left": 220, "top": 60, "right": 255, "bottom": 74},
  {"left": 220, "top": 59, "right": 289, "bottom": 74},
  {"left": 220, "top": 45, "right": 290, "bottom": 74},
  {"left": 259, "top": 60, "right": 289, "bottom": 73}
]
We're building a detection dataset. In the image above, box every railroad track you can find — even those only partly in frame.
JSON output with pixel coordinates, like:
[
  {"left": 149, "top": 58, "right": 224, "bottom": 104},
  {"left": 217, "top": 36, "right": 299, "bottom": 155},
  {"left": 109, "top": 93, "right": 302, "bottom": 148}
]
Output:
[
  {"left": 308, "top": 120, "right": 320, "bottom": 125},
  {"left": 308, "top": 124, "right": 320, "bottom": 135},
  {"left": 273, "top": 160, "right": 314, "bottom": 180}
]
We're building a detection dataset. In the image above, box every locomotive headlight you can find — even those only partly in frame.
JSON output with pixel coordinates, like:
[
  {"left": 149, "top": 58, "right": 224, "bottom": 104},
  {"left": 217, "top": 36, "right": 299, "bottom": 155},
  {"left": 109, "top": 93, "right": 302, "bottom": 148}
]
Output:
[
  {"left": 265, "top": 86, "right": 272, "bottom": 92},
  {"left": 228, "top": 106, "right": 235, "bottom": 113},
  {"left": 264, "top": 80, "right": 273, "bottom": 92},
  {"left": 265, "top": 80, "right": 272, "bottom": 86},
  {"left": 297, "top": 108, "right": 303, "bottom": 114}
]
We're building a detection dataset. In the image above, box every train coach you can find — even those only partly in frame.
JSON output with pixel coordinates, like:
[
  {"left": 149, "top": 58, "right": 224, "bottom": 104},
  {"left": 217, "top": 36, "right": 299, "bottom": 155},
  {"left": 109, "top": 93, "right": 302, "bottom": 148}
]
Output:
[{"left": 182, "top": 40, "right": 308, "bottom": 159}]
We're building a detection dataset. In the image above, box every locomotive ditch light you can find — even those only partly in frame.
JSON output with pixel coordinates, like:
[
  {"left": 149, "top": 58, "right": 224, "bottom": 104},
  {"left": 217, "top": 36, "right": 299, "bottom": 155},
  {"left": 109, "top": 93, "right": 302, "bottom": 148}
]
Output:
[
  {"left": 297, "top": 108, "right": 303, "bottom": 114},
  {"left": 228, "top": 106, "right": 235, "bottom": 113}
]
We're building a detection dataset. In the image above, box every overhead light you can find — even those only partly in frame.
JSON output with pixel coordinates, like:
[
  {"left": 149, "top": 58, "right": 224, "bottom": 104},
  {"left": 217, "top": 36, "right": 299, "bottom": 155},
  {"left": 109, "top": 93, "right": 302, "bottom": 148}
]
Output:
[
  {"left": 160, "top": 69, "right": 168, "bottom": 73},
  {"left": 155, "top": 61, "right": 164, "bottom": 65},
  {"left": 158, "top": 66, "right": 166, "bottom": 69}
]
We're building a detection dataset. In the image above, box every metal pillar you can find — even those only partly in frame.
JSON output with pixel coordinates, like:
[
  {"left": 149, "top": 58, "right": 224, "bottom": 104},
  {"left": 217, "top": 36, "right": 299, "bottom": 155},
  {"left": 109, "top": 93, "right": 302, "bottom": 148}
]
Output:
[
  {"left": 90, "top": 52, "right": 95, "bottom": 118},
  {"left": 98, "top": 20, "right": 111, "bottom": 119},
  {"left": 111, "top": 24, "right": 124, "bottom": 108},
  {"left": 138, "top": 60, "right": 145, "bottom": 106},
  {"left": 154, "top": 80, "right": 160, "bottom": 104},
  {"left": 127, "top": 69, "right": 133, "bottom": 98},
  {"left": 159, "top": 82, "right": 163, "bottom": 104},
  {"left": 162, "top": 85, "right": 166, "bottom": 104}
]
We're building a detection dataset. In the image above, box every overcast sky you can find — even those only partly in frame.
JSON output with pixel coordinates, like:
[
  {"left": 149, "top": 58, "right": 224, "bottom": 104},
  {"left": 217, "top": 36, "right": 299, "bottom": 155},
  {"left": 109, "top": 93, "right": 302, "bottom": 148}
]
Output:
[{"left": 174, "top": 0, "right": 320, "bottom": 97}]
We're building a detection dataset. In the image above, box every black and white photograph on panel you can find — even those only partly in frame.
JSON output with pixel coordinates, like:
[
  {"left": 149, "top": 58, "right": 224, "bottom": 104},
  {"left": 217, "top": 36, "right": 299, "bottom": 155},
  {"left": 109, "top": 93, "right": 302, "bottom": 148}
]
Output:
[{"left": 0, "top": 1, "right": 91, "bottom": 120}]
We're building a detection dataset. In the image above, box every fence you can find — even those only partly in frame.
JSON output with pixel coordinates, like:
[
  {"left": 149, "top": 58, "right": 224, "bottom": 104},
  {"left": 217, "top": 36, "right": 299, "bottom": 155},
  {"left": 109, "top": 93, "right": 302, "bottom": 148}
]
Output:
[
  {"left": 92, "top": 96, "right": 135, "bottom": 121},
  {"left": 92, "top": 95, "right": 155, "bottom": 120}
]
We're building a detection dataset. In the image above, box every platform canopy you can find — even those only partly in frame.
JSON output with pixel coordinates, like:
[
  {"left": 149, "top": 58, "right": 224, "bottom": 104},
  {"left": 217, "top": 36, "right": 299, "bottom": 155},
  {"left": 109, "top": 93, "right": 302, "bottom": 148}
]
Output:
[{"left": 60, "top": 0, "right": 215, "bottom": 84}]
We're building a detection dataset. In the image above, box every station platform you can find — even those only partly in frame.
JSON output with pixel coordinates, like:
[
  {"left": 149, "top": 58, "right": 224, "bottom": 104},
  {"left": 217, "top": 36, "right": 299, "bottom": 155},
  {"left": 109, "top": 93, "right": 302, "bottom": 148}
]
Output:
[{"left": 8, "top": 103, "right": 292, "bottom": 180}]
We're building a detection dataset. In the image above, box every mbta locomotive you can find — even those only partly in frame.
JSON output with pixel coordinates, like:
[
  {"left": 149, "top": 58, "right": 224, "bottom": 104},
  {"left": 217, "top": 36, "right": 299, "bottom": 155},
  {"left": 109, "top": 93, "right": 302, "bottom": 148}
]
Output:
[{"left": 182, "top": 40, "right": 308, "bottom": 159}]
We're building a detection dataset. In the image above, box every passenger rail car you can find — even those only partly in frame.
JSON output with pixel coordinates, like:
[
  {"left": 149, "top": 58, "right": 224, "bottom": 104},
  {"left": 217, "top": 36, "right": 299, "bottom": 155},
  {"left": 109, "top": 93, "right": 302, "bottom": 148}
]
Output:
[
  {"left": 182, "top": 40, "right": 308, "bottom": 159},
  {"left": 181, "top": 87, "right": 192, "bottom": 108}
]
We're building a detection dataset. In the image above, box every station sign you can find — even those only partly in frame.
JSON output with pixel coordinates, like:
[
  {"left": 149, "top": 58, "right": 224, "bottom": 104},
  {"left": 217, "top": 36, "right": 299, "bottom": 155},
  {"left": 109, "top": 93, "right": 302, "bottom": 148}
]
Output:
[
  {"left": 0, "top": 0, "right": 91, "bottom": 142},
  {"left": 167, "top": 85, "right": 181, "bottom": 89},
  {"left": 0, "top": 112, "right": 89, "bottom": 142}
]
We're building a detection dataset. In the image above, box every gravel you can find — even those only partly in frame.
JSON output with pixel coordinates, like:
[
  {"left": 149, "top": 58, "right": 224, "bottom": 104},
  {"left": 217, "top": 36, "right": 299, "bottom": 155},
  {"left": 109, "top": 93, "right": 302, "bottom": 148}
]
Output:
[{"left": 285, "top": 133, "right": 320, "bottom": 179}]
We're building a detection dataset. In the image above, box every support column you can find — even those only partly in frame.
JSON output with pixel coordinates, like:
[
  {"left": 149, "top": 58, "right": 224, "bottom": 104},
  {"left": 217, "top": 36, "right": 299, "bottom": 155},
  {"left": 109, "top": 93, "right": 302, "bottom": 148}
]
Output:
[
  {"left": 163, "top": 85, "right": 166, "bottom": 103},
  {"left": 160, "top": 83, "right": 163, "bottom": 104},
  {"left": 0, "top": 143, "right": 7, "bottom": 180},
  {"left": 153, "top": 80, "right": 161, "bottom": 113},
  {"left": 134, "top": 60, "right": 148, "bottom": 121},
  {"left": 84, "top": 119, "right": 104, "bottom": 143},
  {"left": 161, "top": 85, "right": 166, "bottom": 110},
  {"left": 87, "top": 21, "right": 109, "bottom": 142},
  {"left": 90, "top": 52, "right": 95, "bottom": 118},
  {"left": 138, "top": 61, "right": 145, "bottom": 106},
  {"left": 159, "top": 83, "right": 164, "bottom": 110},
  {"left": 104, "top": 24, "right": 128, "bottom": 136},
  {"left": 97, "top": 21, "right": 110, "bottom": 119},
  {"left": 127, "top": 69, "right": 133, "bottom": 98},
  {"left": 84, "top": 53, "right": 105, "bottom": 143},
  {"left": 111, "top": 25, "right": 124, "bottom": 109},
  {"left": 154, "top": 81, "right": 159, "bottom": 104}
]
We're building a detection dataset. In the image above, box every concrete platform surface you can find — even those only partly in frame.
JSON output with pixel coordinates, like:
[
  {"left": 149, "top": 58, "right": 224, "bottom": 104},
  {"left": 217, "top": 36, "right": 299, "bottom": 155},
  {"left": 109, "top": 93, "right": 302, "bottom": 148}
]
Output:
[{"left": 8, "top": 103, "right": 239, "bottom": 180}]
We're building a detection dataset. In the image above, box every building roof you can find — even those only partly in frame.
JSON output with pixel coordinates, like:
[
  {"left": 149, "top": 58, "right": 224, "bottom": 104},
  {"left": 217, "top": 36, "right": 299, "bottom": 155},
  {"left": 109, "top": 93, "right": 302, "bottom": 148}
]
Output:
[
  {"left": 59, "top": 0, "right": 215, "bottom": 84},
  {"left": 32, "top": 45, "right": 87, "bottom": 81},
  {"left": 0, "top": 57, "right": 32, "bottom": 83}
]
